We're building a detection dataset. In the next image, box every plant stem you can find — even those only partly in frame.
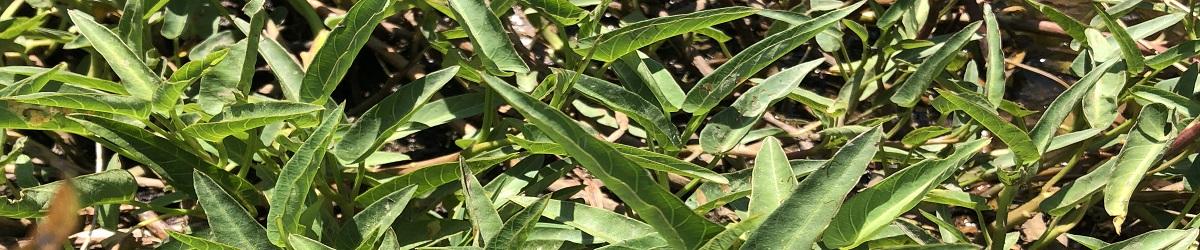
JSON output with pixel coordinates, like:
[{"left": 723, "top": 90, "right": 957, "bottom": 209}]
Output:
[{"left": 991, "top": 181, "right": 1020, "bottom": 250}]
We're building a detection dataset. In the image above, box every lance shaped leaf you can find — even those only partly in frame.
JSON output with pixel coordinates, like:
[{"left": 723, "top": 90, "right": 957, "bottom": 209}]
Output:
[
  {"left": 299, "top": 0, "right": 395, "bottom": 104},
  {"left": 748, "top": 137, "right": 795, "bottom": 218},
  {"left": 449, "top": 0, "right": 529, "bottom": 74},
  {"left": 700, "top": 59, "right": 821, "bottom": 153},
  {"left": 577, "top": 7, "right": 758, "bottom": 62},
  {"left": 563, "top": 68, "right": 682, "bottom": 150},
  {"left": 1105, "top": 103, "right": 1171, "bottom": 229},
  {"left": 183, "top": 101, "right": 323, "bottom": 141},
  {"left": 682, "top": 1, "right": 861, "bottom": 115},
  {"left": 891, "top": 21, "right": 981, "bottom": 107},
  {"left": 333, "top": 66, "right": 458, "bottom": 164},
  {"left": 823, "top": 139, "right": 988, "bottom": 249},
  {"left": 193, "top": 171, "right": 276, "bottom": 250},
  {"left": 483, "top": 74, "right": 722, "bottom": 249},
  {"left": 265, "top": 106, "right": 342, "bottom": 246},
  {"left": 742, "top": 128, "right": 882, "bottom": 249},
  {"left": 67, "top": 10, "right": 161, "bottom": 101}
]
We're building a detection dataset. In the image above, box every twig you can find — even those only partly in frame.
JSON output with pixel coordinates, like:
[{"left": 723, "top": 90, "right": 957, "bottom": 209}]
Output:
[
  {"left": 1004, "top": 58, "right": 1070, "bottom": 88},
  {"left": 606, "top": 113, "right": 630, "bottom": 142}
]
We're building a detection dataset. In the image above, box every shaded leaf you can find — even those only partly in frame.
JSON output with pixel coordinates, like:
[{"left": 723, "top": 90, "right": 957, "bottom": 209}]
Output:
[
  {"left": 462, "top": 158, "right": 505, "bottom": 244},
  {"left": 265, "top": 106, "right": 342, "bottom": 246},
  {"left": 299, "top": 0, "right": 395, "bottom": 103},
  {"left": 4, "top": 93, "right": 151, "bottom": 119},
  {"left": 182, "top": 101, "right": 323, "bottom": 141},
  {"left": 333, "top": 66, "right": 458, "bottom": 163},
  {"left": 510, "top": 196, "right": 663, "bottom": 244},
  {"left": 485, "top": 196, "right": 550, "bottom": 250},
  {"left": 564, "top": 68, "right": 681, "bottom": 149},
  {"left": 682, "top": 2, "right": 861, "bottom": 114},
  {"left": 938, "top": 90, "right": 1038, "bottom": 165},
  {"left": 890, "top": 21, "right": 981, "bottom": 107},
  {"left": 700, "top": 59, "right": 822, "bottom": 153},
  {"left": 0, "top": 170, "right": 135, "bottom": 218},
  {"left": 484, "top": 74, "right": 722, "bottom": 249}
]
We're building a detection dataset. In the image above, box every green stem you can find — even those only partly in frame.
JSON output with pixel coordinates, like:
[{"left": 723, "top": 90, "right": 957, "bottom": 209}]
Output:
[
  {"left": 1169, "top": 190, "right": 1200, "bottom": 229},
  {"left": 991, "top": 181, "right": 1020, "bottom": 250}
]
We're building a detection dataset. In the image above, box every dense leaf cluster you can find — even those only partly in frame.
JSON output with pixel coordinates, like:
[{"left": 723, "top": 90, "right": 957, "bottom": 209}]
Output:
[{"left": 0, "top": 0, "right": 1199, "bottom": 249}]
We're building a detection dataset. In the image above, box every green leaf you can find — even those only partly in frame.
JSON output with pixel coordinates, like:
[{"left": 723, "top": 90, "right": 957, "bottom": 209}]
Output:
[
  {"left": 901, "top": 126, "right": 950, "bottom": 147},
  {"left": 983, "top": 4, "right": 1005, "bottom": 105},
  {"left": 196, "top": 40, "right": 248, "bottom": 115},
  {"left": 182, "top": 101, "right": 323, "bottom": 141},
  {"left": 1087, "top": 28, "right": 1118, "bottom": 62},
  {"left": 1098, "top": 228, "right": 1197, "bottom": 250},
  {"left": 258, "top": 37, "right": 305, "bottom": 101},
  {"left": 510, "top": 136, "right": 728, "bottom": 184},
  {"left": 355, "top": 153, "right": 520, "bottom": 204},
  {"left": 169, "top": 49, "right": 229, "bottom": 83},
  {"left": 449, "top": 0, "right": 529, "bottom": 74},
  {"left": 299, "top": 0, "right": 395, "bottom": 104},
  {"left": 1122, "top": 13, "right": 1186, "bottom": 42},
  {"left": 700, "top": 59, "right": 822, "bottom": 153},
  {"left": 4, "top": 93, "right": 151, "bottom": 119},
  {"left": 193, "top": 171, "right": 275, "bottom": 250},
  {"left": 1081, "top": 65, "right": 1126, "bottom": 128},
  {"left": 116, "top": 0, "right": 147, "bottom": 54},
  {"left": 1022, "top": 0, "right": 1087, "bottom": 42},
  {"left": 876, "top": 0, "right": 915, "bottom": 29},
  {"left": 0, "top": 65, "right": 60, "bottom": 96},
  {"left": 333, "top": 66, "right": 458, "bottom": 163},
  {"left": 748, "top": 137, "right": 795, "bottom": 218},
  {"left": 823, "top": 139, "right": 987, "bottom": 249},
  {"left": 1040, "top": 159, "right": 1115, "bottom": 216},
  {"left": 742, "top": 128, "right": 883, "bottom": 249},
  {"left": 697, "top": 216, "right": 765, "bottom": 250},
  {"left": 0, "top": 105, "right": 88, "bottom": 134},
  {"left": 1130, "top": 85, "right": 1200, "bottom": 118},
  {"left": 682, "top": 2, "right": 861, "bottom": 114},
  {"left": 67, "top": 10, "right": 161, "bottom": 101},
  {"left": 0, "top": 170, "right": 135, "bottom": 218},
  {"left": 890, "top": 21, "right": 981, "bottom": 107},
  {"left": 1146, "top": 41, "right": 1200, "bottom": 70},
  {"left": 519, "top": 0, "right": 587, "bottom": 25},
  {"left": 937, "top": 89, "right": 1039, "bottom": 165},
  {"left": 484, "top": 74, "right": 722, "bottom": 249},
  {"left": 486, "top": 196, "right": 550, "bottom": 250},
  {"left": 611, "top": 52, "right": 686, "bottom": 113},
  {"left": 510, "top": 196, "right": 663, "bottom": 244},
  {"left": 0, "top": 66, "right": 124, "bottom": 94},
  {"left": 265, "top": 106, "right": 342, "bottom": 247},
  {"left": 70, "top": 114, "right": 250, "bottom": 199},
  {"left": 1032, "top": 60, "right": 1118, "bottom": 152},
  {"left": 462, "top": 158, "right": 505, "bottom": 244},
  {"left": 289, "top": 235, "right": 336, "bottom": 250},
  {"left": 1067, "top": 234, "right": 1110, "bottom": 249},
  {"left": 1105, "top": 103, "right": 1171, "bottom": 228},
  {"left": 343, "top": 186, "right": 417, "bottom": 250},
  {"left": 167, "top": 232, "right": 239, "bottom": 250},
  {"left": 563, "top": 68, "right": 681, "bottom": 150},
  {"left": 577, "top": 7, "right": 758, "bottom": 62},
  {"left": 1093, "top": 3, "right": 1144, "bottom": 73}
]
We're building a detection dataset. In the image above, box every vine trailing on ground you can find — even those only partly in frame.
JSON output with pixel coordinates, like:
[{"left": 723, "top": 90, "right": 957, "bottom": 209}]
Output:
[{"left": 0, "top": 0, "right": 1199, "bottom": 249}]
